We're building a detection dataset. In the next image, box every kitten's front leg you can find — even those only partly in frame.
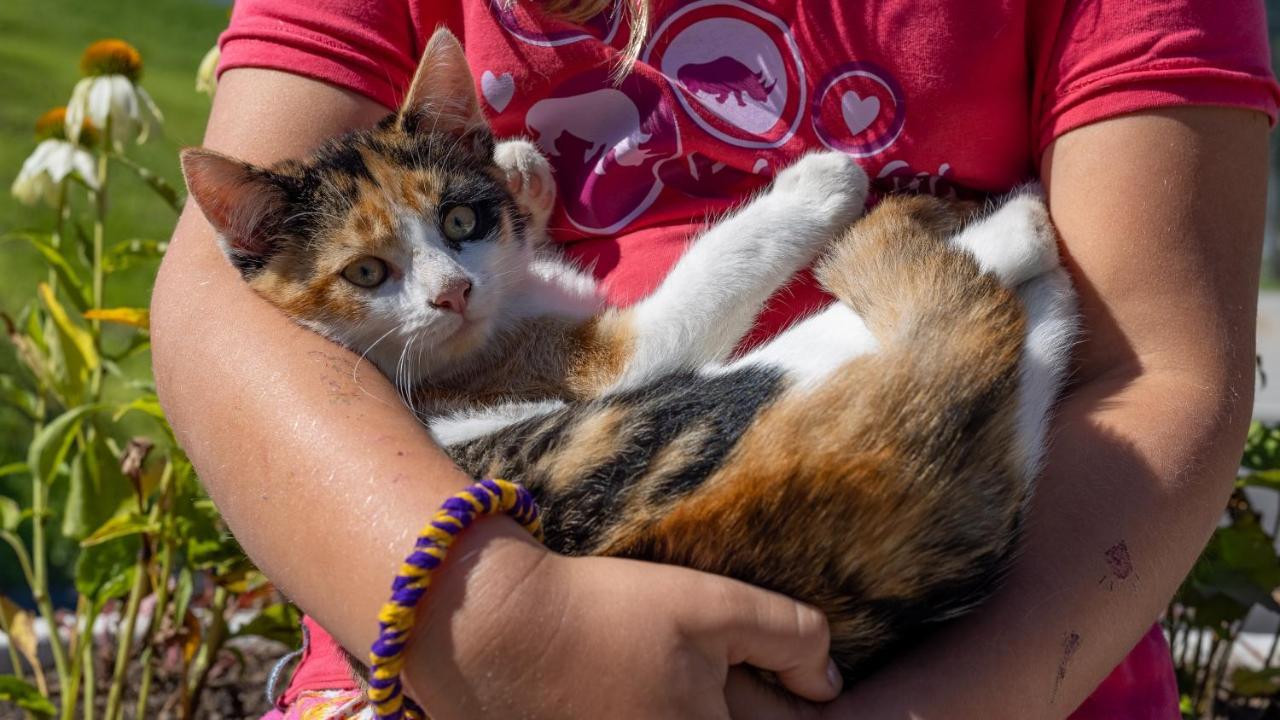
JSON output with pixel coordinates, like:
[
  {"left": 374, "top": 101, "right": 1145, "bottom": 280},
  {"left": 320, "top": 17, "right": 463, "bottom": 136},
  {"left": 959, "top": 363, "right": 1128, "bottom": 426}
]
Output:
[{"left": 610, "top": 151, "right": 869, "bottom": 391}]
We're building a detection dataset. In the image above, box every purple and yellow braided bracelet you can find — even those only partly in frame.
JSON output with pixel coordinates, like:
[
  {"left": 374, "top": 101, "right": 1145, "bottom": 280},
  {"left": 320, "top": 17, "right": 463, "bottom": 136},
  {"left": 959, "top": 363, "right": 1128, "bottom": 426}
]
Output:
[{"left": 367, "top": 478, "right": 544, "bottom": 720}]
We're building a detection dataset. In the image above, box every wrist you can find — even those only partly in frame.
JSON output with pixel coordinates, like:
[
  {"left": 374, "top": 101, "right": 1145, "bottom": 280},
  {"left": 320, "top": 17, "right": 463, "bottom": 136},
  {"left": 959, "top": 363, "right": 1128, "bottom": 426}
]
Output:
[{"left": 401, "top": 511, "right": 558, "bottom": 709}]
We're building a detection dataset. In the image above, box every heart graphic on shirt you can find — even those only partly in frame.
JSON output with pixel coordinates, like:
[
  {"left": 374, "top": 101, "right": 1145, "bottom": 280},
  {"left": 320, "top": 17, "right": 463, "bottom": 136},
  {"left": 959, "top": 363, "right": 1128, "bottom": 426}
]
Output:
[
  {"left": 840, "top": 91, "right": 881, "bottom": 136},
  {"left": 481, "top": 71, "right": 516, "bottom": 113}
]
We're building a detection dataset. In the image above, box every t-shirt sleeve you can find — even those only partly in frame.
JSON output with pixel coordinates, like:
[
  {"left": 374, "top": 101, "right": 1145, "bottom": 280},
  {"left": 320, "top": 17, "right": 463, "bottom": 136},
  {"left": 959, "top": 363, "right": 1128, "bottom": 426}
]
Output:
[
  {"left": 217, "top": 0, "right": 458, "bottom": 111},
  {"left": 1031, "top": 0, "right": 1280, "bottom": 156}
]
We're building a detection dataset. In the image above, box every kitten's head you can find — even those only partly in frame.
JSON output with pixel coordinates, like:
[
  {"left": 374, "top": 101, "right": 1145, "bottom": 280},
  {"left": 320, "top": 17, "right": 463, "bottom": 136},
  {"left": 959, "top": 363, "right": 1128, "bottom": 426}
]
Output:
[{"left": 182, "top": 29, "right": 532, "bottom": 386}]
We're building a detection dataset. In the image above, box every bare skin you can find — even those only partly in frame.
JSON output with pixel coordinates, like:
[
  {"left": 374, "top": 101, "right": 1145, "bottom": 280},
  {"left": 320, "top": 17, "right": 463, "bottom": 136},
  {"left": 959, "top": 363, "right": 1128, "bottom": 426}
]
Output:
[
  {"left": 153, "top": 65, "right": 1266, "bottom": 716},
  {"left": 726, "top": 107, "right": 1267, "bottom": 719},
  {"left": 151, "top": 68, "right": 840, "bottom": 719}
]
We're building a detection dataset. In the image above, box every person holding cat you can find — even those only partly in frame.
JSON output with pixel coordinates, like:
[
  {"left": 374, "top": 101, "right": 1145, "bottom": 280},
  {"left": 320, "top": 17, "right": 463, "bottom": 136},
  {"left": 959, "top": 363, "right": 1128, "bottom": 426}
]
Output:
[{"left": 151, "top": 0, "right": 1279, "bottom": 718}]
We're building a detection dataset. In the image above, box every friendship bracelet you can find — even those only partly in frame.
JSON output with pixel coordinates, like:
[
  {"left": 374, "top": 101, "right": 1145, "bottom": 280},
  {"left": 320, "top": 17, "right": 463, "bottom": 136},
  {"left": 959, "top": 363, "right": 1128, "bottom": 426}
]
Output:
[{"left": 367, "top": 478, "right": 544, "bottom": 720}]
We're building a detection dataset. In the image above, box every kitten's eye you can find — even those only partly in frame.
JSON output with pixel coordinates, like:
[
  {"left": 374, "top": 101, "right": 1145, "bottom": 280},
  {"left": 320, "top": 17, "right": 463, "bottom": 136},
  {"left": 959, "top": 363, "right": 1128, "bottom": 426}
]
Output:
[
  {"left": 441, "top": 204, "right": 479, "bottom": 242},
  {"left": 341, "top": 256, "right": 388, "bottom": 288}
]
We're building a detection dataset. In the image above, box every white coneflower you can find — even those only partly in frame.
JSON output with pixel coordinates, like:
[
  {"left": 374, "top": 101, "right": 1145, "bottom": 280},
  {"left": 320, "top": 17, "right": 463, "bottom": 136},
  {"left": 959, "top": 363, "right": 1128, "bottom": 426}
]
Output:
[
  {"left": 11, "top": 107, "right": 100, "bottom": 207},
  {"left": 196, "top": 44, "right": 220, "bottom": 97},
  {"left": 65, "top": 39, "right": 162, "bottom": 149}
]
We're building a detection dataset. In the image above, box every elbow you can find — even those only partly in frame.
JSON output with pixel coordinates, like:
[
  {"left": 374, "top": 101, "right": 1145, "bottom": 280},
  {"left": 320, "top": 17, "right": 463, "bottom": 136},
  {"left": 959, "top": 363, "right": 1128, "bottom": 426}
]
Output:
[{"left": 1156, "top": 360, "right": 1255, "bottom": 502}]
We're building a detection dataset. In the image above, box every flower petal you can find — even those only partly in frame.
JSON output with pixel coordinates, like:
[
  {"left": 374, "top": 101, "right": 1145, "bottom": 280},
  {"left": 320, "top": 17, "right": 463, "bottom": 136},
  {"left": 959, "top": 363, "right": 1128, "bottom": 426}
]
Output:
[
  {"left": 26, "top": 139, "right": 59, "bottom": 171},
  {"left": 65, "top": 78, "right": 92, "bottom": 143},
  {"left": 44, "top": 142, "right": 76, "bottom": 183},
  {"left": 87, "top": 77, "right": 114, "bottom": 129},
  {"left": 72, "top": 148, "right": 99, "bottom": 190},
  {"left": 136, "top": 85, "right": 163, "bottom": 142},
  {"left": 109, "top": 75, "right": 141, "bottom": 147}
]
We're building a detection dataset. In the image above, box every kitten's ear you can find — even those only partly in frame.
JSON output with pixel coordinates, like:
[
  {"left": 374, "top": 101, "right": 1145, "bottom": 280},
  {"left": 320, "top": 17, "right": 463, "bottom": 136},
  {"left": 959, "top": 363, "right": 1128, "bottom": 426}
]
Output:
[
  {"left": 180, "top": 148, "right": 290, "bottom": 272},
  {"left": 397, "top": 28, "right": 489, "bottom": 139}
]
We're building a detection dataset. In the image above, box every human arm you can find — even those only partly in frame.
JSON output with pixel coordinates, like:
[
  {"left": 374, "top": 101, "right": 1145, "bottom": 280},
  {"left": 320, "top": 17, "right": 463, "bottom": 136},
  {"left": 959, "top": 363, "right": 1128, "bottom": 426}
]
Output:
[
  {"left": 151, "top": 67, "right": 841, "bottom": 718},
  {"left": 783, "top": 106, "right": 1267, "bottom": 720}
]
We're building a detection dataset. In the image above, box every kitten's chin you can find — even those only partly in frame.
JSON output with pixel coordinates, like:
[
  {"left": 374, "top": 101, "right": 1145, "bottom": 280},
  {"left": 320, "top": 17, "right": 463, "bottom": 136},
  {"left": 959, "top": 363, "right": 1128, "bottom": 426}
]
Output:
[{"left": 438, "top": 314, "right": 496, "bottom": 359}]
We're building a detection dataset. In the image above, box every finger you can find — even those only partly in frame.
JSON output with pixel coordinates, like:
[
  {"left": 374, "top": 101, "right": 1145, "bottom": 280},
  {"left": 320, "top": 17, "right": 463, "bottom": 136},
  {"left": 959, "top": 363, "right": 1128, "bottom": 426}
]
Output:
[
  {"left": 686, "top": 577, "right": 841, "bottom": 703},
  {"left": 725, "top": 666, "right": 825, "bottom": 720}
]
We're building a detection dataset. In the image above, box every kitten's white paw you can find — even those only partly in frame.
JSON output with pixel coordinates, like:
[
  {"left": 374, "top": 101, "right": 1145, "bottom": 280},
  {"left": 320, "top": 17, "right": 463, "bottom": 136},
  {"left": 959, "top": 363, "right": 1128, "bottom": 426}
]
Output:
[
  {"left": 951, "top": 184, "right": 1060, "bottom": 287},
  {"left": 494, "top": 139, "right": 556, "bottom": 236},
  {"left": 771, "top": 151, "right": 869, "bottom": 227}
]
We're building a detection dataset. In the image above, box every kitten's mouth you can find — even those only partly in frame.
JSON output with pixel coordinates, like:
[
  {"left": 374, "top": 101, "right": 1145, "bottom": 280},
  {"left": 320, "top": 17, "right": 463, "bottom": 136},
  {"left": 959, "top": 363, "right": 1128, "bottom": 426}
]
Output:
[{"left": 441, "top": 311, "right": 491, "bottom": 347}]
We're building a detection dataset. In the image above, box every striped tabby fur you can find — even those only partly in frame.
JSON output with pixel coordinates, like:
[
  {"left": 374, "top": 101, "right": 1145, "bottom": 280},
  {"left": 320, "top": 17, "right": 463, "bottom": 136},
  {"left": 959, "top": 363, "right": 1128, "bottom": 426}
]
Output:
[{"left": 181, "top": 29, "right": 1078, "bottom": 685}]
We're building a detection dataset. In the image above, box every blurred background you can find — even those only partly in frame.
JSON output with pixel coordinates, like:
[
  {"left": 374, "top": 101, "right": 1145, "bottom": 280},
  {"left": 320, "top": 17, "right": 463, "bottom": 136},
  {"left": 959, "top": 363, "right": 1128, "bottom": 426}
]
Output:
[{"left": 2, "top": 0, "right": 1280, "bottom": 718}]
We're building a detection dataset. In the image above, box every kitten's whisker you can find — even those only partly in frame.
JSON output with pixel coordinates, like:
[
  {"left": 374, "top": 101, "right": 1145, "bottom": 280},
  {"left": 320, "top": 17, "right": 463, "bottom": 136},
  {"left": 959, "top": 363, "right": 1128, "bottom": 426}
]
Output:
[{"left": 353, "top": 326, "right": 397, "bottom": 382}]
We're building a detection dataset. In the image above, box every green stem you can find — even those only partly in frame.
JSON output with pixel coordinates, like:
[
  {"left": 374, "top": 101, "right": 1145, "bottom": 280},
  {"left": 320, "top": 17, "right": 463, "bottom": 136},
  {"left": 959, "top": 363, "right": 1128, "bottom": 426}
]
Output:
[
  {"left": 83, "top": 626, "right": 95, "bottom": 720},
  {"left": 89, "top": 129, "right": 109, "bottom": 400},
  {"left": 57, "top": 597, "right": 88, "bottom": 720},
  {"left": 102, "top": 544, "right": 147, "bottom": 720},
  {"left": 49, "top": 182, "right": 68, "bottom": 296},
  {"left": 12, "top": 458, "right": 72, "bottom": 713},
  {"left": 133, "top": 462, "right": 174, "bottom": 720},
  {"left": 183, "top": 585, "right": 228, "bottom": 719}
]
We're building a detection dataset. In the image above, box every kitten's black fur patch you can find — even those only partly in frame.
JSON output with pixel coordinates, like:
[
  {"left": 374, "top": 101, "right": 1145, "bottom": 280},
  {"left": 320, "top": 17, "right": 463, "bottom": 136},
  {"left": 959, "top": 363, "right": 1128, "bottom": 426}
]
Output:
[{"left": 447, "top": 366, "right": 787, "bottom": 554}]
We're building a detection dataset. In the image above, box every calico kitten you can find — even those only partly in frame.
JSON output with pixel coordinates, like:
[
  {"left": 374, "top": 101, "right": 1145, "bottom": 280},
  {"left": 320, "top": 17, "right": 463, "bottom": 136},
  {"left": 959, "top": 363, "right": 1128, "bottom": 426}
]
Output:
[{"left": 181, "top": 29, "right": 1077, "bottom": 683}]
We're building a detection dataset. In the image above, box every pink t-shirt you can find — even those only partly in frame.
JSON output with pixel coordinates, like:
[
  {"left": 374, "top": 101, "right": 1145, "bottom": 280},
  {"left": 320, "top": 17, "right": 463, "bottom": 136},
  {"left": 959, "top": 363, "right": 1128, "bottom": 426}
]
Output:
[{"left": 219, "top": 0, "right": 1279, "bottom": 716}]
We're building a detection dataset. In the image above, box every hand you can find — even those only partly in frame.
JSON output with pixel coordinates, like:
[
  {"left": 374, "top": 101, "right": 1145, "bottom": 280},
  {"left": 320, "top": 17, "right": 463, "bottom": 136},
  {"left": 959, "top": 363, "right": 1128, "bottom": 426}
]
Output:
[{"left": 402, "top": 531, "right": 841, "bottom": 719}]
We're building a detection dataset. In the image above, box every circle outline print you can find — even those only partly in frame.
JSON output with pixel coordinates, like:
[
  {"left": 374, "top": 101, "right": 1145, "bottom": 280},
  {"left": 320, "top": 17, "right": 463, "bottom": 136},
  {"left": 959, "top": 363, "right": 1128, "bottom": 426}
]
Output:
[
  {"left": 490, "top": 0, "right": 621, "bottom": 48},
  {"left": 811, "top": 63, "right": 905, "bottom": 158},
  {"left": 644, "top": 0, "right": 806, "bottom": 150}
]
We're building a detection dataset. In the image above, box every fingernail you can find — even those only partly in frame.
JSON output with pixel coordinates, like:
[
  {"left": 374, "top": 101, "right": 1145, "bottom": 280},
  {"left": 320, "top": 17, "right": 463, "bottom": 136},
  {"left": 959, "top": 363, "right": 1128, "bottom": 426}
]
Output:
[{"left": 827, "top": 658, "right": 843, "bottom": 692}]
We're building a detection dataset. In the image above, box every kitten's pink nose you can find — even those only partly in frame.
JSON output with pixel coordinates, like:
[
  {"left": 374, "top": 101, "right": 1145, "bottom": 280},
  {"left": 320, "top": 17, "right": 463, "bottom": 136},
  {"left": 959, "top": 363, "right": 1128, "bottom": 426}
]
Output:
[{"left": 430, "top": 278, "right": 472, "bottom": 314}]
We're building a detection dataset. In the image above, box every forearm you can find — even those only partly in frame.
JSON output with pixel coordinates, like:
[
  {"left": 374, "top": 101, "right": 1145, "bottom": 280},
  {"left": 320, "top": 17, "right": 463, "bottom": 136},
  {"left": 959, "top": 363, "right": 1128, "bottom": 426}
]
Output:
[{"left": 150, "top": 70, "right": 547, "bottom": 688}]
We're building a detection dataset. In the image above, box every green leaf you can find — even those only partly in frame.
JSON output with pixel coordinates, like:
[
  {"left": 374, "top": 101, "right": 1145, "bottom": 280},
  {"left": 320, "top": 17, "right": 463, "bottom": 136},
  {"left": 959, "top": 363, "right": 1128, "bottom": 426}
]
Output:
[
  {"left": 106, "top": 335, "right": 151, "bottom": 364},
  {"left": 1, "top": 233, "right": 89, "bottom": 311},
  {"left": 38, "top": 283, "right": 96, "bottom": 370},
  {"left": 80, "top": 512, "right": 157, "bottom": 548},
  {"left": 0, "top": 376, "right": 39, "bottom": 421},
  {"left": 61, "top": 431, "right": 133, "bottom": 540},
  {"left": 1181, "top": 508, "right": 1280, "bottom": 625},
  {"left": 74, "top": 536, "right": 138, "bottom": 608},
  {"left": 0, "top": 497, "right": 19, "bottom": 532},
  {"left": 26, "top": 404, "right": 99, "bottom": 485},
  {"left": 112, "top": 395, "right": 165, "bottom": 423},
  {"left": 1242, "top": 422, "right": 1280, "bottom": 472},
  {"left": 0, "top": 463, "right": 29, "bottom": 480},
  {"left": 173, "top": 567, "right": 194, "bottom": 625},
  {"left": 0, "top": 675, "right": 55, "bottom": 717},
  {"left": 22, "top": 304, "right": 46, "bottom": 353},
  {"left": 233, "top": 603, "right": 301, "bottom": 646}
]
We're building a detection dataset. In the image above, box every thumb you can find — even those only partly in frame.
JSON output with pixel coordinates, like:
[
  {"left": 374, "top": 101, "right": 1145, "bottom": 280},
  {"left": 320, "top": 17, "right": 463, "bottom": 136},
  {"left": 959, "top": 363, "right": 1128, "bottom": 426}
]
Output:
[{"left": 686, "top": 576, "right": 841, "bottom": 703}]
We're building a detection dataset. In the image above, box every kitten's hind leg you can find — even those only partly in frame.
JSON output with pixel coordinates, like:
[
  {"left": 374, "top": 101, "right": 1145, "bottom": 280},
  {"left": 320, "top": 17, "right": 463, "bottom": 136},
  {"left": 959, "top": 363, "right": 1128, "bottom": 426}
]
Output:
[
  {"left": 495, "top": 139, "right": 556, "bottom": 244},
  {"left": 949, "top": 184, "right": 1059, "bottom": 287},
  {"left": 1010, "top": 266, "right": 1079, "bottom": 486},
  {"left": 610, "top": 152, "right": 869, "bottom": 391},
  {"left": 948, "top": 186, "right": 1079, "bottom": 479}
]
